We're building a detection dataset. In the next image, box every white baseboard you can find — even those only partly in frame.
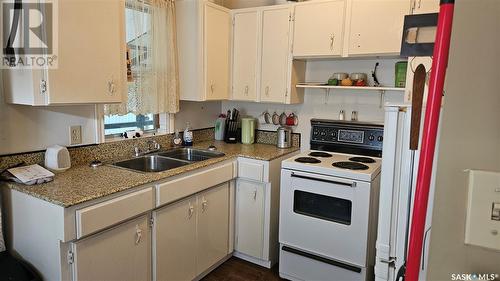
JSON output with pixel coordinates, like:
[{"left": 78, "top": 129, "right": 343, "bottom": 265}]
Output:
[{"left": 233, "top": 251, "right": 272, "bottom": 268}]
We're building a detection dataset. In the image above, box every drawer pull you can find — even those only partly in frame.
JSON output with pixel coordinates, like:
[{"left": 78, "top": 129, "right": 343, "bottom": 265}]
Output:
[
  {"left": 188, "top": 204, "right": 195, "bottom": 219},
  {"left": 135, "top": 226, "right": 143, "bottom": 245},
  {"left": 201, "top": 198, "right": 208, "bottom": 212}
]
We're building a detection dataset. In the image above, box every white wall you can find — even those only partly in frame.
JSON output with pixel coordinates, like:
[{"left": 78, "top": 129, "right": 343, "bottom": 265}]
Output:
[
  {"left": 0, "top": 77, "right": 98, "bottom": 155},
  {"left": 223, "top": 58, "right": 405, "bottom": 149},
  {"left": 427, "top": 0, "right": 500, "bottom": 279},
  {"left": 174, "top": 101, "right": 222, "bottom": 131}
]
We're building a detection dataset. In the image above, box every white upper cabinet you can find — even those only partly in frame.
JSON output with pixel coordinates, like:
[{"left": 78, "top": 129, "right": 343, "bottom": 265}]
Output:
[
  {"left": 231, "top": 10, "right": 260, "bottom": 101},
  {"left": 292, "top": 0, "right": 346, "bottom": 58},
  {"left": 3, "top": 0, "right": 126, "bottom": 106},
  {"left": 205, "top": 2, "right": 231, "bottom": 100},
  {"left": 347, "top": 0, "right": 410, "bottom": 56},
  {"left": 411, "top": 0, "right": 439, "bottom": 14},
  {"left": 260, "top": 6, "right": 293, "bottom": 104},
  {"left": 177, "top": 0, "right": 230, "bottom": 101},
  {"left": 230, "top": 5, "right": 304, "bottom": 104}
]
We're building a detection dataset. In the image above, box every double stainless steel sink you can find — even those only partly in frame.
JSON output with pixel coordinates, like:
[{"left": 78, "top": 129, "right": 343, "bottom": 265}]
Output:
[{"left": 112, "top": 148, "right": 225, "bottom": 173}]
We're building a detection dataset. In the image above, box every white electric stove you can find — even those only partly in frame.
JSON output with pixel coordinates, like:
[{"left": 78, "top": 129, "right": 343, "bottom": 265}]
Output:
[
  {"left": 281, "top": 151, "right": 381, "bottom": 182},
  {"left": 279, "top": 119, "right": 384, "bottom": 281}
]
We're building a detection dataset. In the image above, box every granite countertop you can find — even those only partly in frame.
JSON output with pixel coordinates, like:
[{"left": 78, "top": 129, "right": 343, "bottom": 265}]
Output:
[{"left": 3, "top": 141, "right": 299, "bottom": 208}]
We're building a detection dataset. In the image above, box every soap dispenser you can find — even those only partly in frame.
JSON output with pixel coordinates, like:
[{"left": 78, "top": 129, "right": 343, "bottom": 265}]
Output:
[
  {"left": 173, "top": 130, "right": 182, "bottom": 147},
  {"left": 183, "top": 122, "right": 193, "bottom": 146}
]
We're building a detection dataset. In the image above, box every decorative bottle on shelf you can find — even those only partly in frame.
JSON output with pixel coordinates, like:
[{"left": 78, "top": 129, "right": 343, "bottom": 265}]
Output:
[
  {"left": 183, "top": 122, "right": 193, "bottom": 146},
  {"left": 339, "top": 110, "right": 345, "bottom": 121}
]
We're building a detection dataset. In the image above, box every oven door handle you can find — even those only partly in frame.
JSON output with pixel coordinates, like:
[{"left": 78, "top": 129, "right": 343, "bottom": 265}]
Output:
[{"left": 291, "top": 173, "right": 357, "bottom": 188}]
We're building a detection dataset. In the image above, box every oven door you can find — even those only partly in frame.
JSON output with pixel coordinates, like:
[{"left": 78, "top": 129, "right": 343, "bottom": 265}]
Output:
[{"left": 279, "top": 169, "right": 372, "bottom": 267}]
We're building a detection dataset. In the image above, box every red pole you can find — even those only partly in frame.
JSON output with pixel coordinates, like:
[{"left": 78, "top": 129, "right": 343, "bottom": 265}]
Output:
[{"left": 405, "top": 1, "right": 455, "bottom": 281}]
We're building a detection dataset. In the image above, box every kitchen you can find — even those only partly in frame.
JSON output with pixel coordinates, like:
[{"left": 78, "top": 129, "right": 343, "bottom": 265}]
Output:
[{"left": 0, "top": 0, "right": 499, "bottom": 281}]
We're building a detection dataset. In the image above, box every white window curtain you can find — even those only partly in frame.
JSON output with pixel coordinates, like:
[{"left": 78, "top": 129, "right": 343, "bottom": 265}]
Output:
[{"left": 105, "top": 0, "right": 179, "bottom": 116}]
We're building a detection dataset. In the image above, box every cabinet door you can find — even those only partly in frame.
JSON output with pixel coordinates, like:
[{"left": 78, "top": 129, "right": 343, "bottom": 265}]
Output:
[
  {"left": 412, "top": 0, "right": 439, "bottom": 14},
  {"left": 292, "top": 0, "right": 345, "bottom": 57},
  {"left": 348, "top": 0, "right": 409, "bottom": 56},
  {"left": 155, "top": 196, "right": 197, "bottom": 281},
  {"left": 205, "top": 3, "right": 230, "bottom": 100},
  {"left": 232, "top": 11, "right": 259, "bottom": 101},
  {"left": 72, "top": 215, "right": 150, "bottom": 281},
  {"left": 48, "top": 0, "right": 126, "bottom": 104},
  {"left": 260, "top": 7, "right": 291, "bottom": 103},
  {"left": 196, "top": 183, "right": 230, "bottom": 274},
  {"left": 235, "top": 180, "right": 265, "bottom": 259}
]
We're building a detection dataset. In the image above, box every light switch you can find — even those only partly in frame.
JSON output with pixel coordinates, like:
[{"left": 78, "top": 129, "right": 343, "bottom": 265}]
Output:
[
  {"left": 464, "top": 170, "right": 500, "bottom": 250},
  {"left": 492, "top": 203, "right": 500, "bottom": 221}
]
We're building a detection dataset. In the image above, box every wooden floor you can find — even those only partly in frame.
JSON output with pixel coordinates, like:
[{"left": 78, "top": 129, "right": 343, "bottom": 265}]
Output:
[{"left": 202, "top": 257, "right": 284, "bottom": 281}]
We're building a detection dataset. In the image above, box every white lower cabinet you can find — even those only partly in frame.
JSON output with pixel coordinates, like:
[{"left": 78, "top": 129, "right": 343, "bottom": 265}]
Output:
[
  {"left": 154, "top": 182, "right": 230, "bottom": 281},
  {"left": 71, "top": 215, "right": 151, "bottom": 281},
  {"left": 235, "top": 179, "right": 266, "bottom": 259},
  {"left": 233, "top": 155, "right": 299, "bottom": 268},
  {"left": 196, "top": 183, "right": 230, "bottom": 274},
  {"left": 154, "top": 196, "right": 197, "bottom": 281}
]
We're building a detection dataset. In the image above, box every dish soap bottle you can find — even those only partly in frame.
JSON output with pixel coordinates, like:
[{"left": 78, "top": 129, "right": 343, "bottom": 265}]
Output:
[
  {"left": 173, "top": 130, "right": 182, "bottom": 147},
  {"left": 183, "top": 122, "right": 193, "bottom": 146}
]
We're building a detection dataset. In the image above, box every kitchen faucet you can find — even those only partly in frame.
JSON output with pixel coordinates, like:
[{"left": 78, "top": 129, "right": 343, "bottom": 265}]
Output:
[{"left": 133, "top": 140, "right": 161, "bottom": 157}]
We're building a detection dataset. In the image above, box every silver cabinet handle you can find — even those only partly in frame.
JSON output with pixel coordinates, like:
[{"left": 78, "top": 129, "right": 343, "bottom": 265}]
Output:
[
  {"left": 188, "top": 204, "right": 195, "bottom": 219},
  {"left": 135, "top": 226, "right": 143, "bottom": 245},
  {"left": 244, "top": 85, "right": 249, "bottom": 96},
  {"left": 210, "top": 82, "right": 215, "bottom": 93},
  {"left": 265, "top": 86, "right": 270, "bottom": 96},
  {"left": 253, "top": 189, "right": 257, "bottom": 201},
  {"left": 330, "top": 34, "right": 335, "bottom": 51},
  {"left": 201, "top": 197, "right": 208, "bottom": 212}
]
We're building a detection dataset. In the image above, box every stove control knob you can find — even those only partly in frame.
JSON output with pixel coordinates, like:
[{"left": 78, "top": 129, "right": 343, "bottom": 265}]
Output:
[
  {"left": 313, "top": 130, "right": 319, "bottom": 135},
  {"left": 377, "top": 136, "right": 384, "bottom": 142},
  {"left": 368, "top": 135, "right": 375, "bottom": 141},
  {"left": 320, "top": 131, "right": 326, "bottom": 136}
]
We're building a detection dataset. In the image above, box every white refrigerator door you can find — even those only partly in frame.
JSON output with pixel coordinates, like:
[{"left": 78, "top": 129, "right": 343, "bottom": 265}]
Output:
[
  {"left": 375, "top": 105, "right": 439, "bottom": 281},
  {"left": 375, "top": 105, "right": 415, "bottom": 281}
]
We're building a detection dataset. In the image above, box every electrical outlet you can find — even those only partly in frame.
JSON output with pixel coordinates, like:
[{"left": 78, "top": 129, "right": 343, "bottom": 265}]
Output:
[{"left": 70, "top": 125, "right": 82, "bottom": 145}]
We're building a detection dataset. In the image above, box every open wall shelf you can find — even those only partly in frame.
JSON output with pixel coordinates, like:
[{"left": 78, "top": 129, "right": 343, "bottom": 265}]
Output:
[
  {"left": 296, "top": 84, "right": 406, "bottom": 108},
  {"left": 296, "top": 84, "right": 405, "bottom": 92}
]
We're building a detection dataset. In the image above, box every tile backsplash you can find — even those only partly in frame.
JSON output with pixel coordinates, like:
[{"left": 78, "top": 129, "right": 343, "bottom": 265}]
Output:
[{"left": 0, "top": 128, "right": 299, "bottom": 171}]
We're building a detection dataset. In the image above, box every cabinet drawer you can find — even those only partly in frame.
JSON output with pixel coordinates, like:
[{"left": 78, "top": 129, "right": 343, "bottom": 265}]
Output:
[
  {"left": 76, "top": 188, "right": 153, "bottom": 238},
  {"left": 238, "top": 161, "right": 265, "bottom": 182},
  {"left": 156, "top": 162, "right": 234, "bottom": 207}
]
